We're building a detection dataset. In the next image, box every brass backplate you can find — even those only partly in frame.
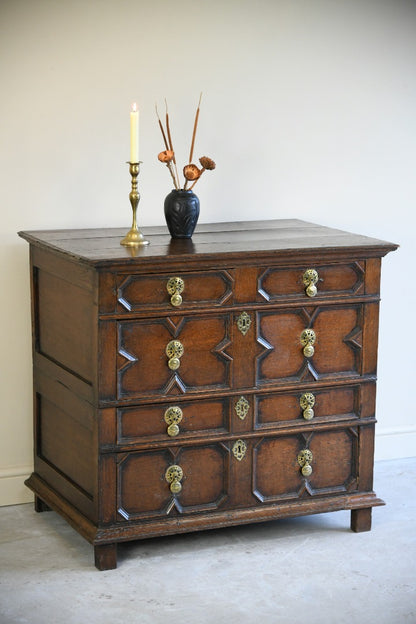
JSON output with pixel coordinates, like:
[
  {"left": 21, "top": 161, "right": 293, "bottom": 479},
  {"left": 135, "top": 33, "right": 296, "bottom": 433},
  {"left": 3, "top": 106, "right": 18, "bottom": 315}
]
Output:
[
  {"left": 232, "top": 439, "right": 247, "bottom": 461},
  {"left": 164, "top": 406, "right": 183, "bottom": 437},
  {"left": 235, "top": 396, "right": 250, "bottom": 420},
  {"left": 237, "top": 311, "right": 252, "bottom": 336},
  {"left": 166, "top": 340, "right": 184, "bottom": 370},
  {"left": 303, "top": 268, "right": 319, "bottom": 297},
  {"left": 300, "top": 329, "right": 316, "bottom": 358},
  {"left": 167, "top": 277, "right": 185, "bottom": 307},
  {"left": 297, "top": 449, "right": 313, "bottom": 476},
  {"left": 165, "top": 464, "right": 183, "bottom": 494}
]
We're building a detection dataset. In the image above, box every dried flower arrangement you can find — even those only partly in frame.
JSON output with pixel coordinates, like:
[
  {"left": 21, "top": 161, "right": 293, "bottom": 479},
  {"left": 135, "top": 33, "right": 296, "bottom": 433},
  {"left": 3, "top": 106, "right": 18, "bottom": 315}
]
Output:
[{"left": 156, "top": 94, "right": 216, "bottom": 191}]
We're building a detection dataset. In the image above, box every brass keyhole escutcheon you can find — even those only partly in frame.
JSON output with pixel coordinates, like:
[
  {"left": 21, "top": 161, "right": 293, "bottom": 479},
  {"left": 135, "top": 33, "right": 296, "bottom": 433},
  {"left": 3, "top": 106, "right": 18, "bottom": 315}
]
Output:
[
  {"left": 165, "top": 464, "right": 184, "bottom": 494},
  {"left": 237, "top": 311, "right": 252, "bottom": 336},
  {"left": 300, "top": 392, "right": 316, "bottom": 421},
  {"left": 232, "top": 439, "right": 247, "bottom": 461},
  {"left": 298, "top": 449, "right": 313, "bottom": 477},
  {"left": 166, "top": 340, "right": 184, "bottom": 370},
  {"left": 235, "top": 396, "right": 250, "bottom": 421},
  {"left": 303, "top": 268, "right": 319, "bottom": 298},
  {"left": 167, "top": 277, "right": 185, "bottom": 307},
  {"left": 300, "top": 329, "right": 316, "bottom": 358},
  {"left": 164, "top": 406, "right": 183, "bottom": 437}
]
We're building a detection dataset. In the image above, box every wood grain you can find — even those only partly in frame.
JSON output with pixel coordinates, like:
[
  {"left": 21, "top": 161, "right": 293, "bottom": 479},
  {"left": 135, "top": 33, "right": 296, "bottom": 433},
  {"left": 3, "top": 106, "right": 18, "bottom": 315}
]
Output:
[{"left": 20, "top": 220, "right": 396, "bottom": 569}]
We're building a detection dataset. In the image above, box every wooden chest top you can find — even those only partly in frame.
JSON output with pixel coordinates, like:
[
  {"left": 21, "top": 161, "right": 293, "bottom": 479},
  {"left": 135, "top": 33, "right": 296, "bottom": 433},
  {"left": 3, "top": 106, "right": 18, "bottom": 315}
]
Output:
[{"left": 19, "top": 219, "right": 397, "bottom": 269}]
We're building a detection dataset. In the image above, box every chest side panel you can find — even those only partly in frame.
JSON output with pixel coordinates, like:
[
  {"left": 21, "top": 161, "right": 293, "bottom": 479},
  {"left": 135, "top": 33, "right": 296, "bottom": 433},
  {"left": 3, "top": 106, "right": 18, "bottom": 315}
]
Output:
[{"left": 32, "top": 250, "right": 96, "bottom": 383}]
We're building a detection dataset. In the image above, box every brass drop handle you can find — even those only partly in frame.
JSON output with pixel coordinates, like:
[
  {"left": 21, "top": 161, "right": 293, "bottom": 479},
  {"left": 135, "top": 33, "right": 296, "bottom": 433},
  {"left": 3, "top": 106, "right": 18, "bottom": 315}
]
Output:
[
  {"left": 167, "top": 277, "right": 185, "bottom": 307},
  {"left": 300, "top": 392, "right": 315, "bottom": 421},
  {"left": 164, "top": 406, "right": 183, "bottom": 437},
  {"left": 166, "top": 340, "right": 184, "bottom": 370},
  {"left": 300, "top": 329, "right": 316, "bottom": 358},
  {"left": 303, "top": 269, "right": 319, "bottom": 297},
  {"left": 165, "top": 465, "right": 184, "bottom": 494},
  {"left": 298, "top": 449, "right": 313, "bottom": 476}
]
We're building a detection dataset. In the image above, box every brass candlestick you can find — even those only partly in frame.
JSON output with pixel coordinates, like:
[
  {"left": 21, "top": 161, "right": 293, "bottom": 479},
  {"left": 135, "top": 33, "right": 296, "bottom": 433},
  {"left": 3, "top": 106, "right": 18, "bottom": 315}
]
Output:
[{"left": 120, "top": 162, "right": 149, "bottom": 246}]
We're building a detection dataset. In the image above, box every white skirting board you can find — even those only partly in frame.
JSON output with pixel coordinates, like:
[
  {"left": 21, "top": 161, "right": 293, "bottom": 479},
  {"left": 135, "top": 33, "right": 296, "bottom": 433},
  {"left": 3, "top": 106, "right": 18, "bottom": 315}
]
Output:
[
  {"left": 375, "top": 427, "right": 416, "bottom": 462},
  {"left": 0, "top": 466, "right": 33, "bottom": 507}
]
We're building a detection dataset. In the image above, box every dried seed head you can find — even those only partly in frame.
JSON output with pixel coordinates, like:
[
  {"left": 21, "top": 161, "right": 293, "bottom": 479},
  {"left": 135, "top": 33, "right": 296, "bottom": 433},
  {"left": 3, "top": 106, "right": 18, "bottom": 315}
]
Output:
[
  {"left": 183, "top": 164, "right": 201, "bottom": 181},
  {"left": 158, "top": 150, "right": 175, "bottom": 163},
  {"left": 199, "top": 156, "right": 216, "bottom": 170}
]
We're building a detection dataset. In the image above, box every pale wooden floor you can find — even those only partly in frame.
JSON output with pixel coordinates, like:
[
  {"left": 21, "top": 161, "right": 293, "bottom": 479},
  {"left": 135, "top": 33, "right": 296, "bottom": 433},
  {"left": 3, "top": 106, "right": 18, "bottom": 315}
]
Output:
[{"left": 0, "top": 458, "right": 415, "bottom": 624}]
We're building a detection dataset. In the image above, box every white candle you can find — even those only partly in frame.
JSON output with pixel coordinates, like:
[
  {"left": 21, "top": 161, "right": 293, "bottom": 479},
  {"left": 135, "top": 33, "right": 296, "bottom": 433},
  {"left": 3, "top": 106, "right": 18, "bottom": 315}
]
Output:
[{"left": 130, "top": 102, "right": 139, "bottom": 162}]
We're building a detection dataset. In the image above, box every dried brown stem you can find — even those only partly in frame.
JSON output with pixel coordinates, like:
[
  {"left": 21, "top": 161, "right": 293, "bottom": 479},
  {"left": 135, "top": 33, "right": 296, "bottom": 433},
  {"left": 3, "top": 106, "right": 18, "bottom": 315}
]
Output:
[
  {"left": 155, "top": 104, "right": 169, "bottom": 151},
  {"left": 189, "top": 92, "right": 202, "bottom": 164},
  {"left": 167, "top": 161, "right": 179, "bottom": 190},
  {"left": 157, "top": 105, "right": 179, "bottom": 189},
  {"left": 165, "top": 100, "right": 181, "bottom": 188},
  {"left": 189, "top": 167, "right": 205, "bottom": 191},
  {"left": 184, "top": 93, "right": 202, "bottom": 189}
]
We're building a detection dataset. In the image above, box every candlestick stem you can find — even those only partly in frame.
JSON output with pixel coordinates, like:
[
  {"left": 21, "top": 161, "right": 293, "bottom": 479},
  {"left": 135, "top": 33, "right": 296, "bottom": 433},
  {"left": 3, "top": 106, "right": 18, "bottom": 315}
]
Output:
[{"left": 120, "top": 162, "right": 149, "bottom": 247}]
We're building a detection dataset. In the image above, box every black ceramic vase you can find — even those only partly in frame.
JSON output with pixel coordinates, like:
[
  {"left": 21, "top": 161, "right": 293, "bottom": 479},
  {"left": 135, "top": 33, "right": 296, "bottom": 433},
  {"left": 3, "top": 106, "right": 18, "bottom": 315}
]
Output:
[{"left": 164, "top": 189, "right": 200, "bottom": 239}]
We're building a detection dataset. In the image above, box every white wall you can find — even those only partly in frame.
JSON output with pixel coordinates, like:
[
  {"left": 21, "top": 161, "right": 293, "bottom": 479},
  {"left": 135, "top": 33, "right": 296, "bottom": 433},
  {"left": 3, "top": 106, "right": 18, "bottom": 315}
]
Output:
[{"left": 1, "top": 0, "right": 415, "bottom": 505}]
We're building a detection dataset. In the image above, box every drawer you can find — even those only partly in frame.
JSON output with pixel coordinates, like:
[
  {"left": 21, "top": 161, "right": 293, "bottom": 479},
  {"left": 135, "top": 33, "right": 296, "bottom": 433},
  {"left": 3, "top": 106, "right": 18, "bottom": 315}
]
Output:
[
  {"left": 253, "top": 427, "right": 359, "bottom": 503},
  {"left": 116, "top": 313, "right": 232, "bottom": 399},
  {"left": 257, "top": 303, "right": 366, "bottom": 384},
  {"left": 116, "top": 398, "right": 230, "bottom": 446},
  {"left": 117, "top": 443, "right": 230, "bottom": 520},
  {"left": 114, "top": 270, "right": 234, "bottom": 313},
  {"left": 258, "top": 262, "right": 365, "bottom": 302},
  {"left": 255, "top": 385, "right": 362, "bottom": 429}
]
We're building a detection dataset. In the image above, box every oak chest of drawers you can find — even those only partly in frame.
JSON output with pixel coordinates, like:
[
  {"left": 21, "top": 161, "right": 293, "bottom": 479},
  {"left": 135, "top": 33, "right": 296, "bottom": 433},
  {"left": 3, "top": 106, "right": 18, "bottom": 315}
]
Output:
[{"left": 19, "top": 219, "right": 397, "bottom": 570}]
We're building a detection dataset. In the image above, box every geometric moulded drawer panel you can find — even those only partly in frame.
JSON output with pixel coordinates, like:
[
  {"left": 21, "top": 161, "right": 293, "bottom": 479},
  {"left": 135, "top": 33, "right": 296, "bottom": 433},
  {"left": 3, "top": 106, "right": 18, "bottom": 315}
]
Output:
[
  {"left": 116, "top": 270, "right": 234, "bottom": 312},
  {"left": 116, "top": 397, "right": 230, "bottom": 446},
  {"left": 117, "top": 314, "right": 232, "bottom": 399},
  {"left": 253, "top": 428, "right": 358, "bottom": 503},
  {"left": 257, "top": 305, "right": 364, "bottom": 385},
  {"left": 255, "top": 384, "right": 362, "bottom": 428},
  {"left": 258, "top": 262, "right": 365, "bottom": 302},
  {"left": 117, "top": 444, "right": 230, "bottom": 520}
]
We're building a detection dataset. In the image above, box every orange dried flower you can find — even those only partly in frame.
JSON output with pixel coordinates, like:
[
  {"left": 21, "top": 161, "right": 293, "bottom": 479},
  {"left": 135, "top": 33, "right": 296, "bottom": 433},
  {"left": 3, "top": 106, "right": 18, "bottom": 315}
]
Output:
[
  {"left": 158, "top": 150, "right": 175, "bottom": 163},
  {"left": 156, "top": 97, "right": 216, "bottom": 190},
  {"left": 183, "top": 164, "right": 201, "bottom": 181},
  {"left": 199, "top": 156, "right": 216, "bottom": 170}
]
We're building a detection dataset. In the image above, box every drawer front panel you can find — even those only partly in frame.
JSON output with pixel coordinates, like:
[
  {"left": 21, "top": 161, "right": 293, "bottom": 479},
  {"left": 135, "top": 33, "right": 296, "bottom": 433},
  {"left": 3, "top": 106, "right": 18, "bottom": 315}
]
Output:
[
  {"left": 117, "top": 449, "right": 173, "bottom": 518},
  {"left": 117, "top": 314, "right": 232, "bottom": 399},
  {"left": 117, "top": 444, "right": 230, "bottom": 520},
  {"left": 116, "top": 270, "right": 234, "bottom": 313},
  {"left": 257, "top": 304, "right": 363, "bottom": 384},
  {"left": 255, "top": 385, "right": 360, "bottom": 428},
  {"left": 117, "top": 398, "right": 230, "bottom": 445},
  {"left": 253, "top": 428, "right": 358, "bottom": 503},
  {"left": 258, "top": 262, "right": 365, "bottom": 302}
]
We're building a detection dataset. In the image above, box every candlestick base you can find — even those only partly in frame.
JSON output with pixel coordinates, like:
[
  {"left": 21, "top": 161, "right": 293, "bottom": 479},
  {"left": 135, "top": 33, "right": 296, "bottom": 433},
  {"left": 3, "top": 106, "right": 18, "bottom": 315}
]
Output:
[
  {"left": 120, "top": 162, "right": 149, "bottom": 247},
  {"left": 120, "top": 228, "right": 150, "bottom": 247}
]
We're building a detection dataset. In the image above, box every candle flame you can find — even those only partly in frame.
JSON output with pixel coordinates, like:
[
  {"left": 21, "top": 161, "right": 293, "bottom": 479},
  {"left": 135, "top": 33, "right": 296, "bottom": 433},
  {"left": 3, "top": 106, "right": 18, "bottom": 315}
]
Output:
[{"left": 132, "top": 102, "right": 137, "bottom": 112}]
